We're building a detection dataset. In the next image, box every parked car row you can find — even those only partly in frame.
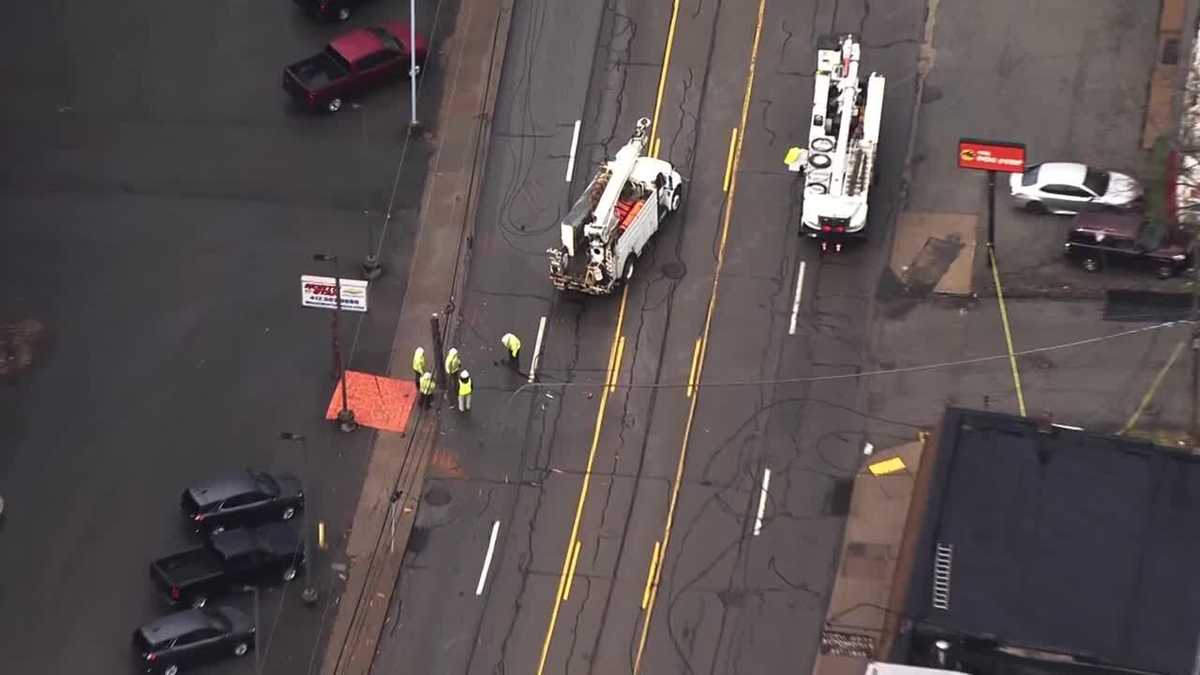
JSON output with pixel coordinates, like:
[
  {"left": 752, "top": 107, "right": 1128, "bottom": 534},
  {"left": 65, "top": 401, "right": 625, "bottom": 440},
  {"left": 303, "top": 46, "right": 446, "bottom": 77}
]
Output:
[
  {"left": 133, "top": 470, "right": 305, "bottom": 674},
  {"left": 134, "top": 3, "right": 397, "bottom": 672},
  {"left": 1008, "top": 161, "right": 1191, "bottom": 280}
]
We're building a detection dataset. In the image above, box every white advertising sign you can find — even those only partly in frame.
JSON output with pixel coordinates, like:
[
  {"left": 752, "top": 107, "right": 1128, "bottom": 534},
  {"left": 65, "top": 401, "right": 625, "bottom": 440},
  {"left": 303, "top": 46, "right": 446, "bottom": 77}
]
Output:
[{"left": 301, "top": 275, "right": 369, "bottom": 312}]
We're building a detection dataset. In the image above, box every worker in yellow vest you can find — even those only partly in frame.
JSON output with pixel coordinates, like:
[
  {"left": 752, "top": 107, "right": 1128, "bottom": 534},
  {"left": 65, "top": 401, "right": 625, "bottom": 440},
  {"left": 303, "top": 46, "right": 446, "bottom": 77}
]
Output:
[
  {"left": 444, "top": 347, "right": 462, "bottom": 377},
  {"left": 412, "top": 347, "right": 426, "bottom": 386},
  {"left": 418, "top": 371, "right": 435, "bottom": 407},
  {"left": 457, "top": 370, "right": 473, "bottom": 412},
  {"left": 500, "top": 333, "right": 521, "bottom": 370}
]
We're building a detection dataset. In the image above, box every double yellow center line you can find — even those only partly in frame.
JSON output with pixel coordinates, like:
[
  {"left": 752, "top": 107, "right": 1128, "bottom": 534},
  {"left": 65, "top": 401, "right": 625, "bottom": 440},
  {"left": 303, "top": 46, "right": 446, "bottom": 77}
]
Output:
[
  {"left": 634, "top": 0, "right": 769, "bottom": 670},
  {"left": 535, "top": 285, "right": 630, "bottom": 674},
  {"left": 536, "top": 3, "right": 681, "bottom": 671}
]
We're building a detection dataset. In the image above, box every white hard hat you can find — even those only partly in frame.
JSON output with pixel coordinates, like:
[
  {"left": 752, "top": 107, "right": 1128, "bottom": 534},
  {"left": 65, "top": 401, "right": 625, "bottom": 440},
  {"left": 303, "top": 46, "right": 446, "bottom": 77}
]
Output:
[{"left": 460, "top": 370, "right": 470, "bottom": 380}]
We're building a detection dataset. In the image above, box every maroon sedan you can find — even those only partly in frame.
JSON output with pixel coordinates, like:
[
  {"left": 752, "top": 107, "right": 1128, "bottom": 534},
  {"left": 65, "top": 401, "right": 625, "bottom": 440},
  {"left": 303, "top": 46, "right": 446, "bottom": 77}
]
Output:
[{"left": 283, "top": 22, "right": 429, "bottom": 113}]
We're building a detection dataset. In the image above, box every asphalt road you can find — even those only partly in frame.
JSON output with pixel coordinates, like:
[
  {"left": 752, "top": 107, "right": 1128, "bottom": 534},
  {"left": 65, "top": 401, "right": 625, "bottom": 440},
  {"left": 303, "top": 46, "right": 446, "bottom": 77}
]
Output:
[
  {"left": 0, "top": 1, "right": 452, "bottom": 673},
  {"left": 374, "top": 0, "right": 922, "bottom": 673}
]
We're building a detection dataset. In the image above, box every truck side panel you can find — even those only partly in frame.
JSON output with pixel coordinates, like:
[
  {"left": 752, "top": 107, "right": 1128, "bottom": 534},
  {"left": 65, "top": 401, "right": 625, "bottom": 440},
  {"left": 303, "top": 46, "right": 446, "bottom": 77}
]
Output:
[{"left": 615, "top": 193, "right": 660, "bottom": 274}]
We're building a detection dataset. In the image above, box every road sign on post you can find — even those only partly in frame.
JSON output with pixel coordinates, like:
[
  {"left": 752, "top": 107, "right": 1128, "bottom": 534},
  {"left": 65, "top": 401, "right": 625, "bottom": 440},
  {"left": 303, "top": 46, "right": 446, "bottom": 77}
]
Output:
[
  {"left": 958, "top": 138, "right": 1026, "bottom": 263},
  {"left": 957, "top": 139, "right": 1025, "bottom": 173},
  {"left": 301, "top": 275, "right": 369, "bottom": 312}
]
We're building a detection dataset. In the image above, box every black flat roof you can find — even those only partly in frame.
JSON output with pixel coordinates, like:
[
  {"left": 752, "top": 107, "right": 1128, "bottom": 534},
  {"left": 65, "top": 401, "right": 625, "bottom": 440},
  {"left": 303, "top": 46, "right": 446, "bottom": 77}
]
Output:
[{"left": 898, "top": 408, "right": 1200, "bottom": 675}]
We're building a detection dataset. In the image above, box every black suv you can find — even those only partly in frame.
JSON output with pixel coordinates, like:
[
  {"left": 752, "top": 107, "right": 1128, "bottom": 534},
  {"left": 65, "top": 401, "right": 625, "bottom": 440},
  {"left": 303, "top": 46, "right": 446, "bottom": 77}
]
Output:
[
  {"left": 181, "top": 470, "right": 303, "bottom": 535},
  {"left": 133, "top": 606, "right": 254, "bottom": 674},
  {"left": 1064, "top": 212, "right": 1189, "bottom": 279}
]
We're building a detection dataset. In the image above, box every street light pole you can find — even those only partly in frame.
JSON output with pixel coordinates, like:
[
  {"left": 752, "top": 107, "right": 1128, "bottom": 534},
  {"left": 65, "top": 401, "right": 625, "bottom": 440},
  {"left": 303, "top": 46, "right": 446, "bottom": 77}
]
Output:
[
  {"left": 353, "top": 103, "right": 383, "bottom": 280},
  {"left": 409, "top": 0, "right": 418, "bottom": 127},
  {"left": 239, "top": 585, "right": 262, "bottom": 675},
  {"left": 313, "top": 254, "right": 356, "bottom": 433},
  {"left": 986, "top": 169, "right": 997, "bottom": 266},
  {"left": 281, "top": 432, "right": 318, "bottom": 606}
]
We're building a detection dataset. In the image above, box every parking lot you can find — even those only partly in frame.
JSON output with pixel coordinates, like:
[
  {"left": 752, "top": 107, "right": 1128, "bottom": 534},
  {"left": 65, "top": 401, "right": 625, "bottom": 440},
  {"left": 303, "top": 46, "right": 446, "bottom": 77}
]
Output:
[
  {"left": 868, "top": 0, "right": 1194, "bottom": 450},
  {"left": 907, "top": 0, "right": 1169, "bottom": 295},
  {"left": 0, "top": 1, "right": 452, "bottom": 673}
]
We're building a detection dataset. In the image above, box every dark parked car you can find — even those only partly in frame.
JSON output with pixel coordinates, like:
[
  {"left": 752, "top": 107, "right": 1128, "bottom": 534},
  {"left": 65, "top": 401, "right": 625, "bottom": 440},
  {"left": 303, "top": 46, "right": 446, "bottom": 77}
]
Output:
[
  {"left": 181, "top": 469, "right": 303, "bottom": 534},
  {"left": 293, "top": 0, "right": 368, "bottom": 22},
  {"left": 283, "top": 22, "right": 429, "bottom": 113},
  {"left": 1064, "top": 212, "right": 1189, "bottom": 279},
  {"left": 133, "top": 606, "right": 254, "bottom": 675},
  {"left": 151, "top": 523, "right": 304, "bottom": 608}
]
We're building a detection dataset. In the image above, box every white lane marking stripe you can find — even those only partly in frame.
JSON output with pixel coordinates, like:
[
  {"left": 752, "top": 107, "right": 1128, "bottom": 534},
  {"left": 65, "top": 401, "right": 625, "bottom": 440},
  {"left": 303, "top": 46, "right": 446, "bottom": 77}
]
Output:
[
  {"left": 788, "top": 261, "right": 806, "bottom": 335},
  {"left": 565, "top": 120, "right": 582, "bottom": 182},
  {"left": 476, "top": 520, "right": 501, "bottom": 595},
  {"left": 529, "top": 316, "right": 548, "bottom": 383},
  {"left": 753, "top": 468, "right": 771, "bottom": 536}
]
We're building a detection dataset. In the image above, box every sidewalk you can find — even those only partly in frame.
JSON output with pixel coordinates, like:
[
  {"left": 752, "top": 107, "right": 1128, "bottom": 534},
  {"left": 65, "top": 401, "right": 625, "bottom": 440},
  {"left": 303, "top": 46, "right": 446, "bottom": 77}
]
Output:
[
  {"left": 812, "top": 440, "right": 928, "bottom": 675},
  {"left": 319, "top": 1, "right": 515, "bottom": 673}
]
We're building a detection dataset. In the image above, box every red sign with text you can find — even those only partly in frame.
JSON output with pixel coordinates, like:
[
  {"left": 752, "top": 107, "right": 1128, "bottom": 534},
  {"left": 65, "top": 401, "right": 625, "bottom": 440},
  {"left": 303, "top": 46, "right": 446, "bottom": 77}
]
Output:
[{"left": 958, "top": 138, "right": 1025, "bottom": 173}]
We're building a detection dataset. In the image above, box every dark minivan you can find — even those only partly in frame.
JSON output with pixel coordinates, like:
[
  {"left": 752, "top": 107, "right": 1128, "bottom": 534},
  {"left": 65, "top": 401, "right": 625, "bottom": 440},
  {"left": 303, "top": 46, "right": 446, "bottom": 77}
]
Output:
[
  {"left": 1064, "top": 212, "right": 1189, "bottom": 279},
  {"left": 133, "top": 606, "right": 254, "bottom": 674},
  {"left": 181, "top": 470, "right": 303, "bottom": 535}
]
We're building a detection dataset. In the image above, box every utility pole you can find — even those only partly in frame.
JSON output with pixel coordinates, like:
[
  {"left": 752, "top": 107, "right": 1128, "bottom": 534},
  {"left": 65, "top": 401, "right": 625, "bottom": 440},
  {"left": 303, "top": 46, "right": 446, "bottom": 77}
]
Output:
[
  {"left": 313, "top": 254, "right": 357, "bottom": 433},
  {"left": 431, "top": 313, "right": 445, "bottom": 388}
]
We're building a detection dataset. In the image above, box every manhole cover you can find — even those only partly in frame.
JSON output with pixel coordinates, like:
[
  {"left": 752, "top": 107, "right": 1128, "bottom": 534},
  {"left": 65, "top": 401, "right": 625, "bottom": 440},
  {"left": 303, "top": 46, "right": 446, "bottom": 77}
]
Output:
[{"left": 661, "top": 262, "right": 686, "bottom": 279}]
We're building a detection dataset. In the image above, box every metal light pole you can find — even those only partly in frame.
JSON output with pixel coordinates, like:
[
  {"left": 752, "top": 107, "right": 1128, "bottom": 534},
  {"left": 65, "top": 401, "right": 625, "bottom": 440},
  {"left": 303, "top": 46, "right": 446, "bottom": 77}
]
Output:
[
  {"left": 986, "top": 169, "right": 997, "bottom": 266},
  {"left": 409, "top": 0, "right": 418, "bottom": 127},
  {"left": 281, "top": 432, "right": 318, "bottom": 606},
  {"left": 313, "top": 254, "right": 356, "bottom": 432},
  {"left": 239, "top": 585, "right": 262, "bottom": 675},
  {"left": 352, "top": 103, "right": 383, "bottom": 280}
]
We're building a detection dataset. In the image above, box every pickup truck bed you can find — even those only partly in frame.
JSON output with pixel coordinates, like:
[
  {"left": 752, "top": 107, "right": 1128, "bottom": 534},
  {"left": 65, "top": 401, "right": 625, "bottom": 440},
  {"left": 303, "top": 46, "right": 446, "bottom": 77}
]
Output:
[
  {"left": 285, "top": 49, "right": 349, "bottom": 92},
  {"left": 150, "top": 548, "right": 223, "bottom": 600}
]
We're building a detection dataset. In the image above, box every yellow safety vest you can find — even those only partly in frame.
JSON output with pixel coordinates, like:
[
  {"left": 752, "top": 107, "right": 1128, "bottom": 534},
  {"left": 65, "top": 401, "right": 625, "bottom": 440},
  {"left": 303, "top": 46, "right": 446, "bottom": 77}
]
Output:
[
  {"left": 502, "top": 333, "right": 521, "bottom": 357},
  {"left": 412, "top": 348, "right": 426, "bottom": 374},
  {"left": 419, "top": 372, "right": 435, "bottom": 395},
  {"left": 458, "top": 377, "right": 473, "bottom": 397},
  {"left": 445, "top": 349, "right": 461, "bottom": 375}
]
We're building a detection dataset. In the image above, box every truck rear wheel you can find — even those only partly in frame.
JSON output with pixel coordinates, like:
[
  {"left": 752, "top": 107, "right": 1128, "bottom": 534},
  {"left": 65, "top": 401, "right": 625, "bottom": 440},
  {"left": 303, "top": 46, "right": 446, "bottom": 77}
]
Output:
[
  {"left": 670, "top": 186, "right": 682, "bottom": 213},
  {"left": 624, "top": 258, "right": 636, "bottom": 282}
]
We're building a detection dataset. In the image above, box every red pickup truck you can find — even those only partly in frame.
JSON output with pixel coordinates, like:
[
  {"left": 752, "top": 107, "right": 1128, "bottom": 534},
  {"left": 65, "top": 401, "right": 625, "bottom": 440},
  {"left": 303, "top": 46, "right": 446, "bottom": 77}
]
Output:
[{"left": 283, "top": 22, "right": 428, "bottom": 113}]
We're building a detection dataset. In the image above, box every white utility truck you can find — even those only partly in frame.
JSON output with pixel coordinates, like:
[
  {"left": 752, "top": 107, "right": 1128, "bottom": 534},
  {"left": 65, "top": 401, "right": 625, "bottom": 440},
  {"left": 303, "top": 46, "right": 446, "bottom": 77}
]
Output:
[
  {"left": 789, "top": 35, "right": 884, "bottom": 251},
  {"left": 547, "top": 117, "right": 683, "bottom": 294}
]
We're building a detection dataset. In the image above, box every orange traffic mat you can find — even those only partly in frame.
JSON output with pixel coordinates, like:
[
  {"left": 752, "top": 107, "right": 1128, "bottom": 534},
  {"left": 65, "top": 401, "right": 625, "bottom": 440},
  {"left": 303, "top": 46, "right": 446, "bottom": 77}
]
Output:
[{"left": 325, "top": 370, "right": 417, "bottom": 433}]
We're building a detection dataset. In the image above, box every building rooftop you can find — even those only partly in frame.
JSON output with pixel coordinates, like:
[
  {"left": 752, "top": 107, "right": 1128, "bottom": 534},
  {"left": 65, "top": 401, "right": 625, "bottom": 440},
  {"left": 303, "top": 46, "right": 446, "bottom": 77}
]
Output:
[{"left": 895, "top": 408, "right": 1200, "bottom": 675}]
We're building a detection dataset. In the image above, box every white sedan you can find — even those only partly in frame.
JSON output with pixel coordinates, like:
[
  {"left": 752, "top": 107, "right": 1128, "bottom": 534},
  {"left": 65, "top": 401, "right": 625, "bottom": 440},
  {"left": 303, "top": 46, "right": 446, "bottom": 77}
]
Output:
[{"left": 1008, "top": 162, "right": 1142, "bottom": 215}]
